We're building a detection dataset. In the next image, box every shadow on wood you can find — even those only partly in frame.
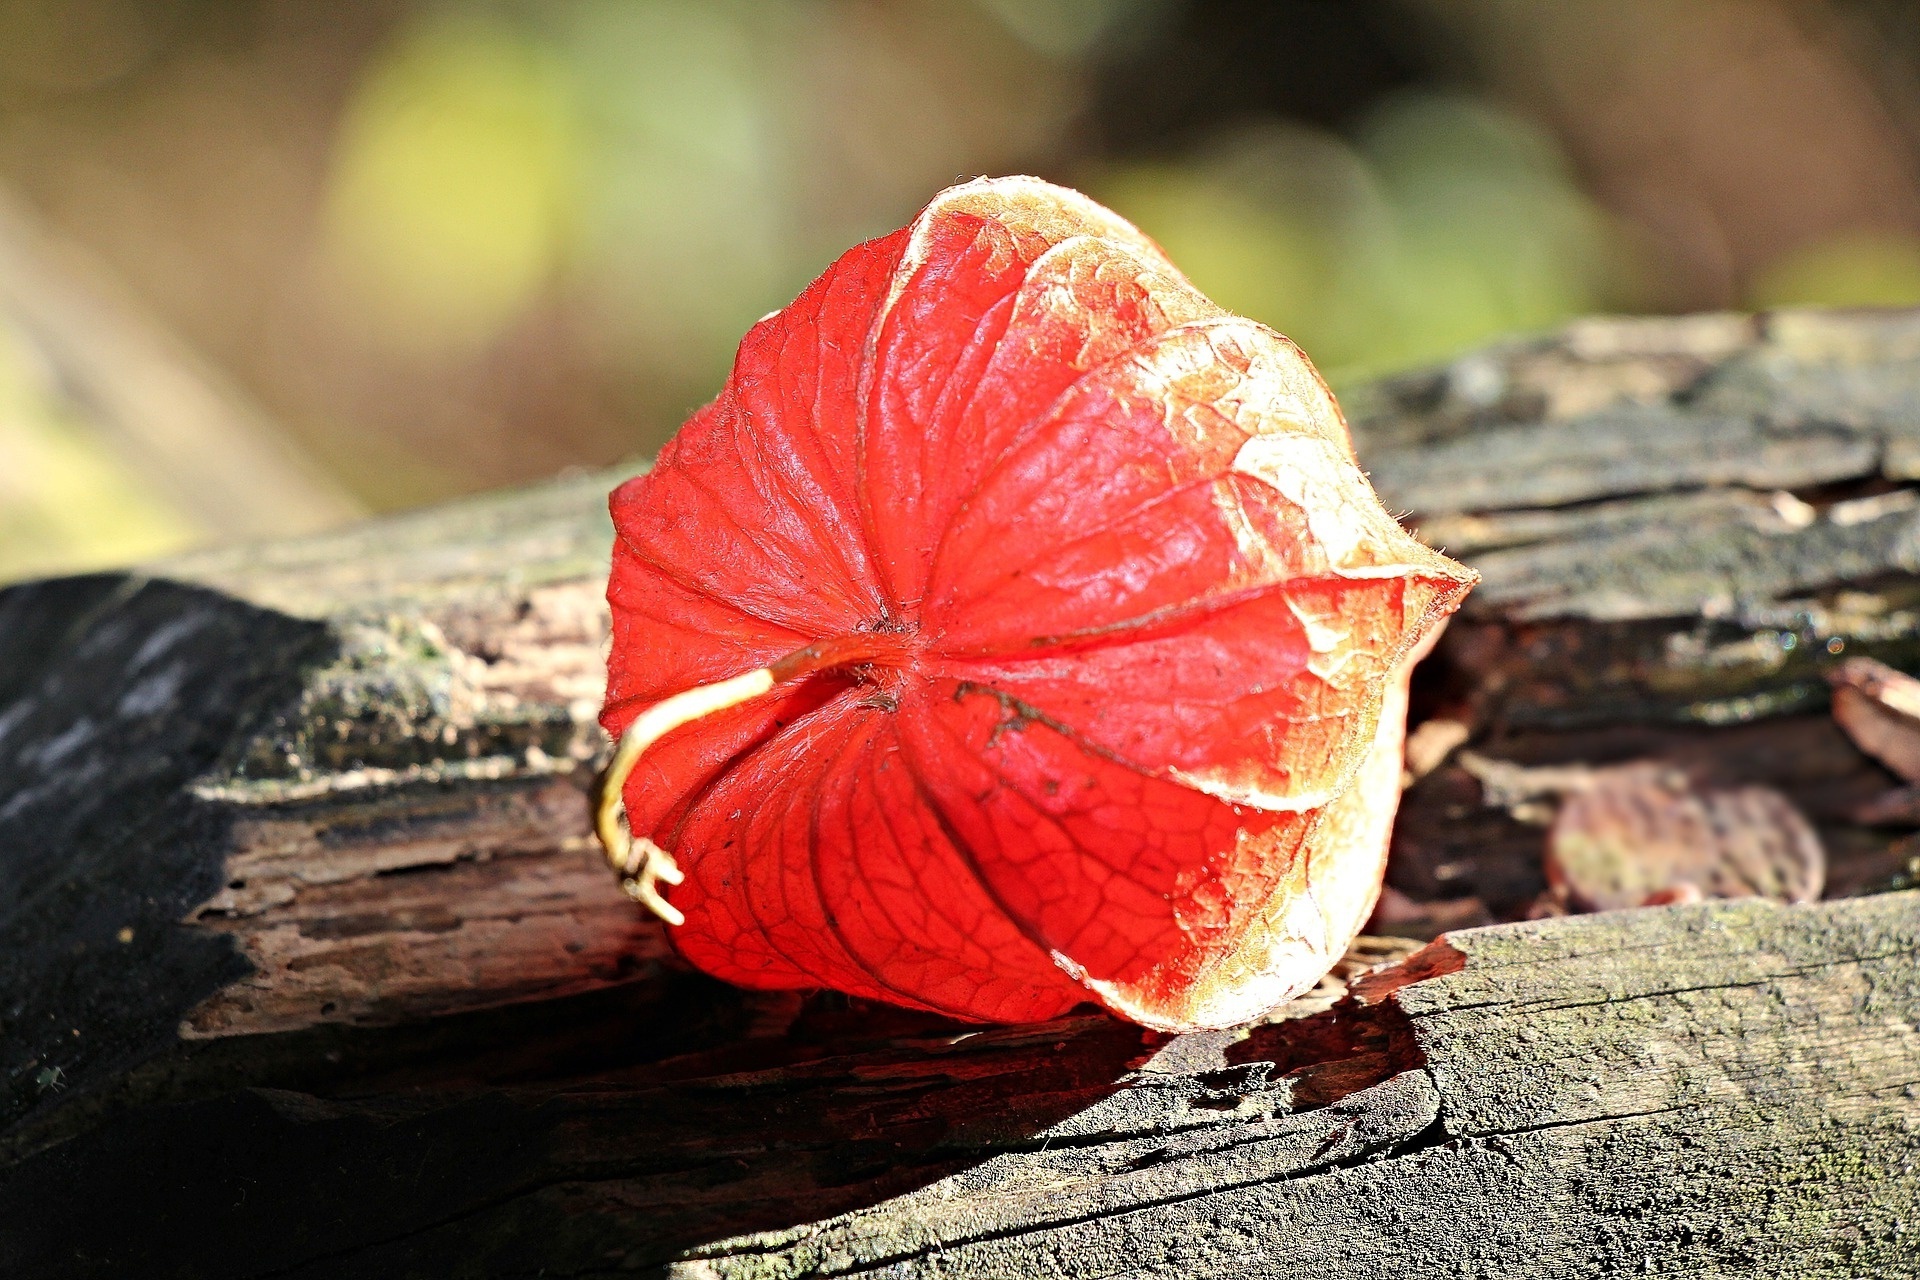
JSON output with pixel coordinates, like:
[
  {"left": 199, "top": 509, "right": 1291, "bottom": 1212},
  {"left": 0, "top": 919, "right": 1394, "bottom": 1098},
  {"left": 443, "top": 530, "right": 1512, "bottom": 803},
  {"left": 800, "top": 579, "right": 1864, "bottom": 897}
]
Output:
[{"left": 0, "top": 575, "right": 330, "bottom": 1135}]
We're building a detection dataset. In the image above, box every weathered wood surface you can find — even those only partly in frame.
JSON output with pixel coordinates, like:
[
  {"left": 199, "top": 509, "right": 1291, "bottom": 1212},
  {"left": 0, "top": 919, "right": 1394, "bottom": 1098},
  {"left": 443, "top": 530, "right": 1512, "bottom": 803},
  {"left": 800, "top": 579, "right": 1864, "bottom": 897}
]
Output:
[
  {"left": 1357, "top": 309, "right": 1920, "bottom": 727},
  {"left": 3, "top": 308, "right": 1919, "bottom": 1277}
]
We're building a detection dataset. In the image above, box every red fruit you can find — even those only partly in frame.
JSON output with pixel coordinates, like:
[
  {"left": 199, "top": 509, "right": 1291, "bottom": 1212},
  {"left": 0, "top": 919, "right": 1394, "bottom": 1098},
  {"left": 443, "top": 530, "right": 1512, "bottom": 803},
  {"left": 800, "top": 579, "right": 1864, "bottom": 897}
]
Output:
[{"left": 599, "top": 177, "right": 1474, "bottom": 1030}]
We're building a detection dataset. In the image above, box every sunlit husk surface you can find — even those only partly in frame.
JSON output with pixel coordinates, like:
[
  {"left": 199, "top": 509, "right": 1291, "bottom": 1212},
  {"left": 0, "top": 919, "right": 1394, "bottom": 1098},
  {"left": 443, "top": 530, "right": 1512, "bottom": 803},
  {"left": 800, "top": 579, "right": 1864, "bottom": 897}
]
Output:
[{"left": 603, "top": 177, "right": 1474, "bottom": 1029}]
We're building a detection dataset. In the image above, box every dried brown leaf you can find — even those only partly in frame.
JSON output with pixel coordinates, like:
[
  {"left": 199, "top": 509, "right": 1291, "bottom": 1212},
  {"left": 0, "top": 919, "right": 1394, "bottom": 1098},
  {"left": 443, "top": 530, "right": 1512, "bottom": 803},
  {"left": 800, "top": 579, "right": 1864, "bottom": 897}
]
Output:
[
  {"left": 1829, "top": 657, "right": 1920, "bottom": 784},
  {"left": 1546, "top": 763, "right": 1824, "bottom": 910}
]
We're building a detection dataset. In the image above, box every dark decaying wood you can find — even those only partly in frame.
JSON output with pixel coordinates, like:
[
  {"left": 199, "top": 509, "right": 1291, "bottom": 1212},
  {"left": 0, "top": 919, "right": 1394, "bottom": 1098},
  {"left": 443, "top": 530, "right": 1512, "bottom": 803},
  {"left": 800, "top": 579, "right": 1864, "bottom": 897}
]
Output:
[{"left": 2, "top": 308, "right": 1919, "bottom": 1277}]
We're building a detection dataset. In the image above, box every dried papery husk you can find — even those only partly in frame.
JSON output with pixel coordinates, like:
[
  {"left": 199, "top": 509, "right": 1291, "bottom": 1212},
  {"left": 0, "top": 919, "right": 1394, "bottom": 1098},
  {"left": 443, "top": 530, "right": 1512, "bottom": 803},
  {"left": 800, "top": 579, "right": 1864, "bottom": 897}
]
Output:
[{"left": 598, "top": 176, "right": 1475, "bottom": 1030}]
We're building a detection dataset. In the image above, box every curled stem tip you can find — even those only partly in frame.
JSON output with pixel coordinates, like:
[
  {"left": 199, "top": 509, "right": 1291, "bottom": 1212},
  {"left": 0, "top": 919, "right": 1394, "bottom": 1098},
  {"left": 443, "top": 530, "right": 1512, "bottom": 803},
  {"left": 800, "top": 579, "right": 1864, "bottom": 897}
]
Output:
[
  {"left": 596, "top": 667, "right": 776, "bottom": 925},
  {"left": 597, "top": 635, "right": 907, "bottom": 924}
]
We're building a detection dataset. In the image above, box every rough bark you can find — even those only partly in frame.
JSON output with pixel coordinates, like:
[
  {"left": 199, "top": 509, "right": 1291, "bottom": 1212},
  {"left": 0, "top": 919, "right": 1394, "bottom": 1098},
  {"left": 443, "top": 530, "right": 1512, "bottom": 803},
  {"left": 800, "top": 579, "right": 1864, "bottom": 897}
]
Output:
[{"left": 3, "top": 308, "right": 1919, "bottom": 1277}]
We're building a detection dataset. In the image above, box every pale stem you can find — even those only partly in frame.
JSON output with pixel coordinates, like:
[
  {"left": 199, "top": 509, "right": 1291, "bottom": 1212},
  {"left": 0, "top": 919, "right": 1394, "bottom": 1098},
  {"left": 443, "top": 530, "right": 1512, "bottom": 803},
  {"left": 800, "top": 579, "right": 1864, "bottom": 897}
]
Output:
[{"left": 596, "top": 667, "right": 776, "bottom": 926}]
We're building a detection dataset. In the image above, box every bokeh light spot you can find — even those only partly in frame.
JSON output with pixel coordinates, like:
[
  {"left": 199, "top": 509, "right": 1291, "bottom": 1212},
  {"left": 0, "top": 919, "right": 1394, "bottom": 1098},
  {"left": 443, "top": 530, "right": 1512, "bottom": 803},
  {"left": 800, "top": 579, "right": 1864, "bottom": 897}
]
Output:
[{"left": 321, "top": 14, "right": 578, "bottom": 355}]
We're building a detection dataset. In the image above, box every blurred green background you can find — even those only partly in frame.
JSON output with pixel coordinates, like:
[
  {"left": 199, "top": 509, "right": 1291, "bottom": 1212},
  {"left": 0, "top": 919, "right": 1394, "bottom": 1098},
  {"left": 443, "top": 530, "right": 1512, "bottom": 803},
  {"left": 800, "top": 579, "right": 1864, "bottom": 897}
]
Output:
[{"left": 5, "top": 0, "right": 1920, "bottom": 582}]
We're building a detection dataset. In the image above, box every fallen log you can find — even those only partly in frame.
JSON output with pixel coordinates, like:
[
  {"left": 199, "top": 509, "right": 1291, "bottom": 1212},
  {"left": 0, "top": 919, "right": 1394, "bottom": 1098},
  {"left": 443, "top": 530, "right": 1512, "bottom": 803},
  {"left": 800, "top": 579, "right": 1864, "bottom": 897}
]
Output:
[{"left": 2, "top": 308, "right": 1917, "bottom": 1277}]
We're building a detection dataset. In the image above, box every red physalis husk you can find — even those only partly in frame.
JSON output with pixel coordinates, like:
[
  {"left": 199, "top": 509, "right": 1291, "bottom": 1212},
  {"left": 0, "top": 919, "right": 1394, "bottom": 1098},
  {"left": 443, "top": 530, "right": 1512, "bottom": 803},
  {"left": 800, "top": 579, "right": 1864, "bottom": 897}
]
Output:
[{"left": 600, "top": 176, "right": 1475, "bottom": 1031}]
